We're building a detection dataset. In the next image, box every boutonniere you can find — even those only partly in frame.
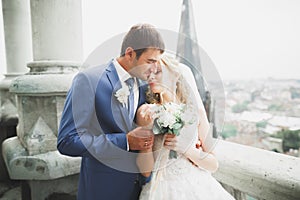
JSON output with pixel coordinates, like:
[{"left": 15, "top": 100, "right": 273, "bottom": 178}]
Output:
[{"left": 115, "top": 86, "right": 130, "bottom": 107}]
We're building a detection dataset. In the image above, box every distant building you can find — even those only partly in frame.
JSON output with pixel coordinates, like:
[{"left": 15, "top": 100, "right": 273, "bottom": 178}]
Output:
[
  {"left": 239, "top": 111, "right": 272, "bottom": 123},
  {"left": 268, "top": 116, "right": 300, "bottom": 130},
  {"left": 261, "top": 137, "right": 283, "bottom": 153},
  {"left": 262, "top": 124, "right": 281, "bottom": 135}
]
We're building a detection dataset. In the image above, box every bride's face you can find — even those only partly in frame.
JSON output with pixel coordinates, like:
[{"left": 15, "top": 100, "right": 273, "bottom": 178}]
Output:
[
  {"left": 148, "top": 61, "right": 179, "bottom": 94},
  {"left": 148, "top": 62, "right": 163, "bottom": 93}
]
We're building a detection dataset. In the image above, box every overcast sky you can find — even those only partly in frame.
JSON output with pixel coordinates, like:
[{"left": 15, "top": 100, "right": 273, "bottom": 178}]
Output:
[{"left": 1, "top": 0, "right": 299, "bottom": 80}]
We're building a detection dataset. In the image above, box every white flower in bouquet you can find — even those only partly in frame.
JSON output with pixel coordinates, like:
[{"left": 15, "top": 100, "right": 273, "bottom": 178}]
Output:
[
  {"left": 151, "top": 102, "right": 195, "bottom": 159},
  {"left": 157, "top": 110, "right": 177, "bottom": 128}
]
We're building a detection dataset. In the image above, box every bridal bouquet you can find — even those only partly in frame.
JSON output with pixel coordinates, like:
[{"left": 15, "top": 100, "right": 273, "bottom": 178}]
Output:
[{"left": 151, "top": 102, "right": 195, "bottom": 159}]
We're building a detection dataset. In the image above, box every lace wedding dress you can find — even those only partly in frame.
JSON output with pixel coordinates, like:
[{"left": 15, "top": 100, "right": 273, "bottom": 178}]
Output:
[{"left": 139, "top": 122, "right": 235, "bottom": 200}]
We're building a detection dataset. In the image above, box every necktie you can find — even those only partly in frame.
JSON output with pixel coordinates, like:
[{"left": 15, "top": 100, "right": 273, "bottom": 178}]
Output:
[{"left": 125, "top": 77, "right": 135, "bottom": 121}]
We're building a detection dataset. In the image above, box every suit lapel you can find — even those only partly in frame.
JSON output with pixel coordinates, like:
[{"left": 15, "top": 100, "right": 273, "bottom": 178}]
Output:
[
  {"left": 106, "top": 62, "right": 132, "bottom": 132},
  {"left": 137, "top": 79, "right": 148, "bottom": 107},
  {"left": 106, "top": 61, "right": 149, "bottom": 131}
]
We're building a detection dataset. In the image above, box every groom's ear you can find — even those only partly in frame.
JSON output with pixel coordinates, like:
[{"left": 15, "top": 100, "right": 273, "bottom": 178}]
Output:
[{"left": 124, "top": 47, "right": 136, "bottom": 61}]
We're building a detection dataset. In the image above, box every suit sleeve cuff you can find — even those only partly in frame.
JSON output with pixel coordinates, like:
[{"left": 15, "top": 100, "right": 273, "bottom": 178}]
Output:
[
  {"left": 126, "top": 134, "right": 130, "bottom": 151},
  {"left": 105, "top": 133, "right": 127, "bottom": 150}
]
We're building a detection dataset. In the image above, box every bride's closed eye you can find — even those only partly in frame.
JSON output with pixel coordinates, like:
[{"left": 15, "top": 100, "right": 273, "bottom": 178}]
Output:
[
  {"left": 155, "top": 69, "right": 162, "bottom": 75},
  {"left": 154, "top": 65, "right": 163, "bottom": 78}
]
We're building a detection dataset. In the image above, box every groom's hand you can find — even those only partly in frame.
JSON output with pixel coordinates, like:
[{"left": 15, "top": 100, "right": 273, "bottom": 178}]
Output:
[{"left": 127, "top": 127, "right": 154, "bottom": 150}]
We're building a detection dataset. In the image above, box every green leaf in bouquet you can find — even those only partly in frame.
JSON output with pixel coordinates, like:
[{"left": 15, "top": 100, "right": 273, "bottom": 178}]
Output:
[
  {"left": 166, "top": 127, "right": 172, "bottom": 134},
  {"left": 169, "top": 150, "right": 177, "bottom": 159},
  {"left": 153, "top": 119, "right": 161, "bottom": 135},
  {"left": 173, "top": 128, "right": 180, "bottom": 136},
  {"left": 172, "top": 122, "right": 182, "bottom": 130}
]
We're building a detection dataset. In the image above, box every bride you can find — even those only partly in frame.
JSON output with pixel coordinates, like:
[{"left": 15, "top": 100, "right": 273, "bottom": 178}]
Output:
[{"left": 135, "top": 55, "right": 235, "bottom": 200}]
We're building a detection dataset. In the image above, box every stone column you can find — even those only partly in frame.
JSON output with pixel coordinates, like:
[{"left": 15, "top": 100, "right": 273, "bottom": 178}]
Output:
[
  {"left": 30, "top": 0, "right": 83, "bottom": 61},
  {"left": 2, "top": 0, "right": 82, "bottom": 199},
  {"left": 0, "top": 0, "right": 32, "bottom": 181},
  {"left": 2, "top": 0, "right": 32, "bottom": 74}
]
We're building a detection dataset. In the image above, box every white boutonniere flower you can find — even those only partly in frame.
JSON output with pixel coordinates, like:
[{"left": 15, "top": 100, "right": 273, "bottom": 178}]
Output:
[{"left": 115, "top": 86, "right": 130, "bottom": 107}]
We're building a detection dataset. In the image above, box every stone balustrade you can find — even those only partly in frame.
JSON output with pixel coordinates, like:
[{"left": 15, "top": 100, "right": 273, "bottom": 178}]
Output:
[
  {"left": 3, "top": 134, "right": 300, "bottom": 199},
  {"left": 2, "top": 137, "right": 81, "bottom": 180},
  {"left": 213, "top": 140, "right": 300, "bottom": 200},
  {"left": 1, "top": 60, "right": 81, "bottom": 199}
]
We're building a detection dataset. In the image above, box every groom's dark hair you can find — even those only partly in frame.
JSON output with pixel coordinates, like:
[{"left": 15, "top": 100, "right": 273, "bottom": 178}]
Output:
[{"left": 120, "top": 24, "right": 165, "bottom": 59}]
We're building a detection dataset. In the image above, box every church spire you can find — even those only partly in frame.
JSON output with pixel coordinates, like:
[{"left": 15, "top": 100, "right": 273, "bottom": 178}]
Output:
[
  {"left": 176, "top": 0, "right": 216, "bottom": 137},
  {"left": 176, "top": 0, "right": 206, "bottom": 101}
]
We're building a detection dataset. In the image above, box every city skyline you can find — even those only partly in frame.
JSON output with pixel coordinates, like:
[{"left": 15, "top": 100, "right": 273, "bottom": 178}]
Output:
[{"left": 0, "top": 0, "right": 299, "bottom": 80}]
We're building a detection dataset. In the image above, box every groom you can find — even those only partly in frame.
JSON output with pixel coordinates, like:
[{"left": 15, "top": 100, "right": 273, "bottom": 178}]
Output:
[{"left": 57, "top": 24, "right": 165, "bottom": 200}]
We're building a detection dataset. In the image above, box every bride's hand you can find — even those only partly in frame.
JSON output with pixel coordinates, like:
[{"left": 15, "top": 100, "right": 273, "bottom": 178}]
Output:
[
  {"left": 136, "top": 104, "right": 155, "bottom": 127},
  {"left": 163, "top": 134, "right": 194, "bottom": 155}
]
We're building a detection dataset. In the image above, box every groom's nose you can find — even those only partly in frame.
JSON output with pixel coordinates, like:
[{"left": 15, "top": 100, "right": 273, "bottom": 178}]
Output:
[{"left": 150, "top": 62, "right": 158, "bottom": 74}]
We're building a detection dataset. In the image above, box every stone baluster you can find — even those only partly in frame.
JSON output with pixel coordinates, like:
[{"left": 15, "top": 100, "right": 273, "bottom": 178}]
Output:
[
  {"left": 0, "top": 0, "right": 32, "bottom": 180},
  {"left": 2, "top": 0, "right": 83, "bottom": 199}
]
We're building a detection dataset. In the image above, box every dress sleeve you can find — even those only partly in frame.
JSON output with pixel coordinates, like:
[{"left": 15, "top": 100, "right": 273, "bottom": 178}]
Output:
[{"left": 178, "top": 63, "right": 211, "bottom": 144}]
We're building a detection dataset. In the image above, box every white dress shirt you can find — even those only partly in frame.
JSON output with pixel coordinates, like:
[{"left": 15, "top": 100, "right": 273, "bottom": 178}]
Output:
[{"left": 113, "top": 59, "right": 139, "bottom": 114}]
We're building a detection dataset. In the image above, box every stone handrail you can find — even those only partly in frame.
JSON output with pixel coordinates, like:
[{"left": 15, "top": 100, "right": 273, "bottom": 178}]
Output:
[
  {"left": 2, "top": 137, "right": 81, "bottom": 180},
  {"left": 212, "top": 140, "right": 300, "bottom": 200},
  {"left": 3, "top": 136, "right": 300, "bottom": 199}
]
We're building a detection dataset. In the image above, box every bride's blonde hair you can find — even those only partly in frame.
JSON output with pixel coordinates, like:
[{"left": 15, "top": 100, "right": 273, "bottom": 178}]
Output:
[{"left": 146, "top": 55, "right": 190, "bottom": 104}]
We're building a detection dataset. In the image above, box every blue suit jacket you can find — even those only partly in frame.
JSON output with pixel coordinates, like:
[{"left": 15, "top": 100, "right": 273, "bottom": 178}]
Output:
[{"left": 57, "top": 61, "right": 149, "bottom": 200}]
